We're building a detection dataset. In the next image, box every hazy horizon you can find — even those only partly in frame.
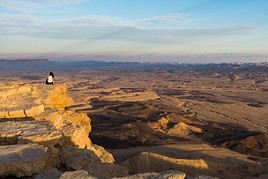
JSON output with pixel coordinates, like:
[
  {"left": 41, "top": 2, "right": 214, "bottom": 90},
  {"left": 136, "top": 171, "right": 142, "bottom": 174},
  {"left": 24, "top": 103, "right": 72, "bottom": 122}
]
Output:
[{"left": 1, "top": 0, "right": 268, "bottom": 63}]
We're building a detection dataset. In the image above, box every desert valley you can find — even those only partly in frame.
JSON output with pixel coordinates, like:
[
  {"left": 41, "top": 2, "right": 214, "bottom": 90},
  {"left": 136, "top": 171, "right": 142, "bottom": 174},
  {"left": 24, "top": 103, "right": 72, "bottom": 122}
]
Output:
[{"left": 0, "top": 60, "right": 267, "bottom": 179}]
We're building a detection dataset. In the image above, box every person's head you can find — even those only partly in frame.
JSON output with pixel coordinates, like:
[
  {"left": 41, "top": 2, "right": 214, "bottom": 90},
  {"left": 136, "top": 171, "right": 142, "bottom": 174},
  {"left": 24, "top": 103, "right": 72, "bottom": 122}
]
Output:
[{"left": 49, "top": 72, "right": 54, "bottom": 77}]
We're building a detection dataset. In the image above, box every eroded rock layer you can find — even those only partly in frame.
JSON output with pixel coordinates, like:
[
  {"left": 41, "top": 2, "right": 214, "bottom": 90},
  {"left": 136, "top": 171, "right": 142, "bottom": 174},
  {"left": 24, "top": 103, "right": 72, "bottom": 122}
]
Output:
[
  {"left": 0, "top": 84, "right": 122, "bottom": 178},
  {"left": 0, "top": 83, "right": 266, "bottom": 179}
]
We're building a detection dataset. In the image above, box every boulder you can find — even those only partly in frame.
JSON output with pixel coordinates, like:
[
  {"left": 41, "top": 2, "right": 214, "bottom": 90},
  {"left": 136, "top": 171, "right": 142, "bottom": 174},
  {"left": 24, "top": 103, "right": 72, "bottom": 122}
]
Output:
[
  {"left": 61, "top": 146, "right": 128, "bottom": 179},
  {"left": 0, "top": 143, "right": 48, "bottom": 177}
]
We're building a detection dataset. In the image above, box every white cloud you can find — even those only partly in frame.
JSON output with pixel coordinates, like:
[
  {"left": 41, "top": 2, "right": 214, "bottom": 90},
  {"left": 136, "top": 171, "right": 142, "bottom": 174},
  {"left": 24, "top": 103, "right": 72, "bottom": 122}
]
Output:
[
  {"left": 135, "top": 14, "right": 191, "bottom": 27},
  {"left": 49, "top": 13, "right": 191, "bottom": 29},
  {"left": 0, "top": 12, "right": 254, "bottom": 44}
]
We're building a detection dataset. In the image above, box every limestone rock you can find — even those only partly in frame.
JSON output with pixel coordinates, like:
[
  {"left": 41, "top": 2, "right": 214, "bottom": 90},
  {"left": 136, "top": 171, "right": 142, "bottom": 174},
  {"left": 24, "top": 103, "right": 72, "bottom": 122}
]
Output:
[
  {"left": 0, "top": 105, "right": 44, "bottom": 119},
  {"left": 61, "top": 146, "right": 128, "bottom": 179},
  {"left": 168, "top": 122, "right": 203, "bottom": 136},
  {"left": 0, "top": 143, "right": 48, "bottom": 177},
  {"left": 0, "top": 111, "right": 9, "bottom": 118},
  {"left": 148, "top": 117, "right": 202, "bottom": 136},
  {"left": 7, "top": 110, "right": 26, "bottom": 118},
  {"left": 45, "top": 84, "right": 74, "bottom": 110},
  {"left": 46, "top": 111, "right": 114, "bottom": 163},
  {"left": 25, "top": 105, "right": 45, "bottom": 117},
  {"left": 149, "top": 117, "right": 169, "bottom": 132},
  {"left": 122, "top": 152, "right": 208, "bottom": 175},
  {"left": 0, "top": 120, "right": 62, "bottom": 146},
  {"left": 0, "top": 84, "right": 45, "bottom": 119}
]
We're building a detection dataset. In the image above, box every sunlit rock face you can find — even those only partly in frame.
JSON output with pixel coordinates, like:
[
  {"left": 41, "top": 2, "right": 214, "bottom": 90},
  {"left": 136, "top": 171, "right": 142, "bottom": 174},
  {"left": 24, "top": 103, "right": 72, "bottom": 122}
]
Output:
[
  {"left": 0, "top": 83, "right": 119, "bottom": 178},
  {"left": 0, "top": 84, "right": 45, "bottom": 118},
  {"left": 148, "top": 116, "right": 203, "bottom": 136},
  {"left": 46, "top": 110, "right": 114, "bottom": 163},
  {"left": 0, "top": 82, "right": 266, "bottom": 179},
  {"left": 45, "top": 84, "right": 74, "bottom": 110}
]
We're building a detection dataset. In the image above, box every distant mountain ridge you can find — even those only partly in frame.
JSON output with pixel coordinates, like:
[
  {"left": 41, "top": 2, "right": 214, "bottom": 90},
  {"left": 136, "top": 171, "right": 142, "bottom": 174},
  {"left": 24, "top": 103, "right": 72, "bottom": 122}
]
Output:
[
  {"left": 0, "top": 59, "right": 48, "bottom": 63},
  {"left": 0, "top": 59, "right": 267, "bottom": 73}
]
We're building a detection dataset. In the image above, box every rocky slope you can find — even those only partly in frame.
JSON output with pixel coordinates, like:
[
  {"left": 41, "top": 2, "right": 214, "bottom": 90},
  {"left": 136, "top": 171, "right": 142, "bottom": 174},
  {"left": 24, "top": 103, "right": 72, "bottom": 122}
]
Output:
[
  {"left": 0, "top": 83, "right": 128, "bottom": 178},
  {"left": 0, "top": 83, "right": 266, "bottom": 179}
]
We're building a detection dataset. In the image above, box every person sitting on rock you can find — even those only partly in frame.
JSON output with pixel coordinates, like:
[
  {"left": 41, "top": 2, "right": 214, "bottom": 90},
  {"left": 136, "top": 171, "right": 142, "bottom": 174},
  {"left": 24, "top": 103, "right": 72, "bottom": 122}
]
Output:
[{"left": 46, "top": 72, "right": 55, "bottom": 85}]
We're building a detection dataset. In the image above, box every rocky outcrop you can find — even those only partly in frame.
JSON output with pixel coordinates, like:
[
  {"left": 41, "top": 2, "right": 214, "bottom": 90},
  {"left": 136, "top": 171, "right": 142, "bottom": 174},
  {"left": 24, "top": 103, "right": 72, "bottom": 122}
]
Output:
[
  {"left": 45, "top": 110, "right": 114, "bottom": 163},
  {"left": 149, "top": 117, "right": 169, "bottom": 132},
  {"left": 167, "top": 122, "right": 202, "bottom": 136},
  {"left": 45, "top": 84, "right": 74, "bottom": 110},
  {"left": 0, "top": 105, "right": 45, "bottom": 119},
  {"left": 148, "top": 117, "right": 202, "bottom": 136},
  {"left": 43, "top": 84, "right": 114, "bottom": 163},
  {"left": 61, "top": 146, "right": 128, "bottom": 178},
  {"left": 0, "top": 144, "right": 49, "bottom": 177},
  {"left": 0, "top": 120, "right": 62, "bottom": 146},
  {"left": 1, "top": 83, "right": 262, "bottom": 179},
  {"left": 0, "top": 83, "right": 118, "bottom": 178},
  {"left": 25, "top": 105, "right": 45, "bottom": 118},
  {"left": 122, "top": 152, "right": 208, "bottom": 175},
  {"left": 0, "top": 84, "right": 45, "bottom": 118}
]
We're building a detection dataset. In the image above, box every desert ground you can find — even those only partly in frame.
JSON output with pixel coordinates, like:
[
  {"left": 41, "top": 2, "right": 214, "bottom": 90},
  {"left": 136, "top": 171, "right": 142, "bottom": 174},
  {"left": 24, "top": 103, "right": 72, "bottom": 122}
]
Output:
[{"left": 0, "top": 63, "right": 268, "bottom": 178}]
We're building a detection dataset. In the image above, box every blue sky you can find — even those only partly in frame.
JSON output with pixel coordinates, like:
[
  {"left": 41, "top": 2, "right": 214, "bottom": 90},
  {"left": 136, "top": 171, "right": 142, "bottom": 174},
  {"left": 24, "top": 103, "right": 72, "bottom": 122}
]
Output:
[{"left": 0, "top": 0, "right": 268, "bottom": 61}]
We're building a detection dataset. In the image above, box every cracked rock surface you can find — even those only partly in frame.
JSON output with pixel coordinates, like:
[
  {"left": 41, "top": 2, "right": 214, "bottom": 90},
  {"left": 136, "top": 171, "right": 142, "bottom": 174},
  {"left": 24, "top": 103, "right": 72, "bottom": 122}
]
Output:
[{"left": 0, "top": 120, "right": 62, "bottom": 146}]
